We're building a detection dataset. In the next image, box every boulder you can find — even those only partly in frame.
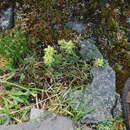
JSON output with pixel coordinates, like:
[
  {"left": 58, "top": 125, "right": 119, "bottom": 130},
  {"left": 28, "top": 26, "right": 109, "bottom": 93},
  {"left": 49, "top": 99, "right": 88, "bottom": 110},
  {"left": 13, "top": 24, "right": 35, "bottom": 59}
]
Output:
[
  {"left": 0, "top": 2, "right": 14, "bottom": 30},
  {"left": 65, "top": 38, "right": 122, "bottom": 123},
  {"left": 78, "top": 38, "right": 122, "bottom": 123},
  {"left": 81, "top": 65, "right": 122, "bottom": 123}
]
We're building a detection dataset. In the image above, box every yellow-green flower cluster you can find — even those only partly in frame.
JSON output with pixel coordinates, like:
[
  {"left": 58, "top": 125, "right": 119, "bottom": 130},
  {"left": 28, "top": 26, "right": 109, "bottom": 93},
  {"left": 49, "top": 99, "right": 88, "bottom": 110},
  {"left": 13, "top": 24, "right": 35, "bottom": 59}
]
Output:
[
  {"left": 94, "top": 58, "right": 105, "bottom": 67},
  {"left": 58, "top": 39, "right": 75, "bottom": 53},
  {"left": 43, "top": 46, "right": 56, "bottom": 67}
]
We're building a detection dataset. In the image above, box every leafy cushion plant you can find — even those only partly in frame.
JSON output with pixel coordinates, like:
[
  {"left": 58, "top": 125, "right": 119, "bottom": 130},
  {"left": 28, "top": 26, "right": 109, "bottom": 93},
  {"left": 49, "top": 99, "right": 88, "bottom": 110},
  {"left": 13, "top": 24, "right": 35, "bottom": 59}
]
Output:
[{"left": 43, "top": 39, "right": 79, "bottom": 69}]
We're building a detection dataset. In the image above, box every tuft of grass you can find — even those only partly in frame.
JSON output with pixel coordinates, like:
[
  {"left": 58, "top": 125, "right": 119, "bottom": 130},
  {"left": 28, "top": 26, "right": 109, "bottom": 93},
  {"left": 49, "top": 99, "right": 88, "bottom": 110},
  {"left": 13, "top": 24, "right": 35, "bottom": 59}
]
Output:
[
  {"left": 43, "top": 39, "right": 92, "bottom": 120},
  {"left": 0, "top": 39, "right": 91, "bottom": 123},
  {"left": 0, "top": 29, "right": 28, "bottom": 69},
  {"left": 93, "top": 117, "right": 125, "bottom": 130},
  {"left": 0, "top": 72, "right": 40, "bottom": 123}
]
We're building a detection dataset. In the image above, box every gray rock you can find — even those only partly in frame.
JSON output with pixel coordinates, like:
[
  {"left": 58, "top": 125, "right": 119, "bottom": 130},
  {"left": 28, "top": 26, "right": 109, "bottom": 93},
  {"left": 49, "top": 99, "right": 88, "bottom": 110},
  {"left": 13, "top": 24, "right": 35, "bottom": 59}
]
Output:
[
  {"left": 30, "top": 107, "right": 57, "bottom": 122},
  {"left": 79, "top": 38, "right": 103, "bottom": 61},
  {"left": 0, "top": 114, "right": 75, "bottom": 130},
  {"left": 0, "top": 2, "right": 14, "bottom": 30},
  {"left": 78, "top": 38, "right": 122, "bottom": 123},
  {"left": 30, "top": 107, "right": 46, "bottom": 120},
  {"left": 66, "top": 21, "right": 86, "bottom": 33},
  {"left": 81, "top": 66, "right": 120, "bottom": 123}
]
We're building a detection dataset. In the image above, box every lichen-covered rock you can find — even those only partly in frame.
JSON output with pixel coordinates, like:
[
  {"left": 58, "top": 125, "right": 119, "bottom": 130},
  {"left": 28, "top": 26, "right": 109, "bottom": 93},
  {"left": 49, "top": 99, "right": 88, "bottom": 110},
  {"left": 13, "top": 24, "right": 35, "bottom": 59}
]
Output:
[
  {"left": 81, "top": 65, "right": 122, "bottom": 123},
  {"left": 0, "top": 2, "right": 14, "bottom": 30},
  {"left": 78, "top": 38, "right": 122, "bottom": 123}
]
